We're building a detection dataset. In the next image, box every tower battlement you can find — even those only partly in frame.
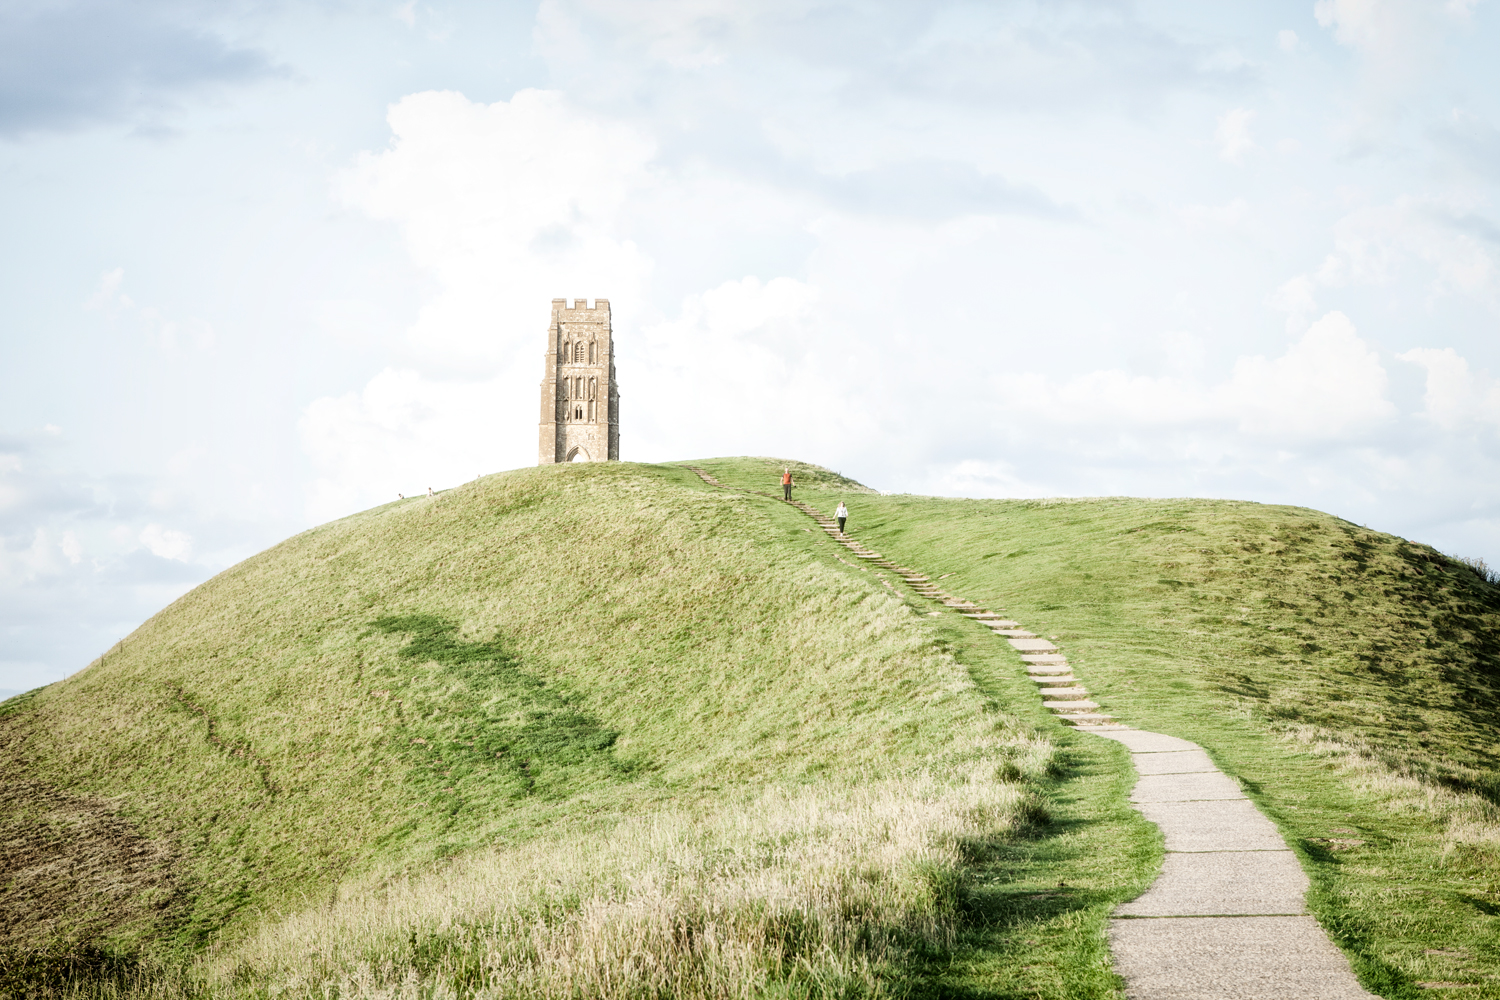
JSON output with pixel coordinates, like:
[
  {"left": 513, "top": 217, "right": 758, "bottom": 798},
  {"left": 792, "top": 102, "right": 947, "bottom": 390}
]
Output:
[
  {"left": 538, "top": 297, "right": 619, "bottom": 464},
  {"left": 552, "top": 297, "right": 610, "bottom": 313}
]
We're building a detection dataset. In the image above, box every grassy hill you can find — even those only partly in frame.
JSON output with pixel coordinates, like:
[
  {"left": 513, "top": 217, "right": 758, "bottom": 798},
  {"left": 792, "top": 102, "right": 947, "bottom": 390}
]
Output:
[
  {"left": 698, "top": 457, "right": 1500, "bottom": 996},
  {"left": 1, "top": 460, "right": 1152, "bottom": 999},
  {"left": 3, "top": 456, "right": 1497, "bottom": 998}
]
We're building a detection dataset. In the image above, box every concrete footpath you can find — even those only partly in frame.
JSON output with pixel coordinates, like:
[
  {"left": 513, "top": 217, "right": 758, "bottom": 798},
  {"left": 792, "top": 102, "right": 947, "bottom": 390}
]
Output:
[
  {"left": 1091, "top": 728, "right": 1377, "bottom": 999},
  {"left": 679, "top": 467, "right": 1379, "bottom": 999}
]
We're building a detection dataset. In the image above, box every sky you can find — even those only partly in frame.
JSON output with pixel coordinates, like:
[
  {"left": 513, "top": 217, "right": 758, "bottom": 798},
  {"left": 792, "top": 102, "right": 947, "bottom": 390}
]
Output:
[{"left": 3, "top": 0, "right": 1499, "bottom": 693}]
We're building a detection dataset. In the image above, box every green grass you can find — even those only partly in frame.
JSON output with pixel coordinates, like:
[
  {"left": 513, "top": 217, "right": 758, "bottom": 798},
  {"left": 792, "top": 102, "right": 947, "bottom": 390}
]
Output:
[
  {"left": 0, "top": 460, "right": 1156, "bottom": 999},
  {"left": 6, "top": 455, "right": 1496, "bottom": 998},
  {"left": 683, "top": 457, "right": 1500, "bottom": 1000}
]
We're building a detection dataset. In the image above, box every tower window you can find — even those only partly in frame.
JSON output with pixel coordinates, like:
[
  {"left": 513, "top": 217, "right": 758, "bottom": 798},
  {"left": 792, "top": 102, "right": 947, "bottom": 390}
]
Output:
[
  {"left": 589, "top": 341, "right": 597, "bottom": 363},
  {"left": 573, "top": 341, "right": 586, "bottom": 363}
]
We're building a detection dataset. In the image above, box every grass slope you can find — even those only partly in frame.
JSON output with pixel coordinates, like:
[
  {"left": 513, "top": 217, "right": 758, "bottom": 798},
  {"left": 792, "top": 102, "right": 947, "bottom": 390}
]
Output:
[
  {"left": 10, "top": 455, "right": 1494, "bottom": 998},
  {"left": 697, "top": 457, "right": 1500, "bottom": 997},
  {"left": 1, "top": 460, "right": 1158, "bottom": 999}
]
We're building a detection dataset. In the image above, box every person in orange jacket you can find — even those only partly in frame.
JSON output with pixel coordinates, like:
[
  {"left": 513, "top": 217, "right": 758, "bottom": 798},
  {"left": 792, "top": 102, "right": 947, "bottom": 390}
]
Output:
[{"left": 781, "top": 468, "right": 794, "bottom": 500}]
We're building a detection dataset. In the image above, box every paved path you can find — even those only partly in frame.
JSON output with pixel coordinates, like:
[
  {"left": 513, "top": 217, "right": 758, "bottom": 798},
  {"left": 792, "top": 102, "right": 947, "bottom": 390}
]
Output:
[{"left": 681, "top": 468, "right": 1378, "bottom": 999}]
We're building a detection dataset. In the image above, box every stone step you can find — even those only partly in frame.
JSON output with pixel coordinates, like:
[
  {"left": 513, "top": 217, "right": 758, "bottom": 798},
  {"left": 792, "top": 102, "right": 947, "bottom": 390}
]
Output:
[
  {"left": 1044, "top": 699, "right": 1100, "bottom": 711},
  {"left": 1021, "top": 654, "right": 1068, "bottom": 664},
  {"left": 1057, "top": 713, "right": 1115, "bottom": 726},
  {"left": 981, "top": 619, "right": 1022, "bottom": 628},
  {"left": 993, "top": 629, "right": 1036, "bottom": 638},
  {"left": 1038, "top": 687, "right": 1091, "bottom": 698},
  {"left": 1010, "top": 638, "right": 1060, "bottom": 653},
  {"left": 1027, "top": 665, "right": 1073, "bottom": 676},
  {"left": 1031, "top": 675, "right": 1078, "bottom": 686}
]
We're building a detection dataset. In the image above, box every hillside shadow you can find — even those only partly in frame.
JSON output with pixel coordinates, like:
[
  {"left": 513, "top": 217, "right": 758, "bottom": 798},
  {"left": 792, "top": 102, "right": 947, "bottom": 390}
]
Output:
[{"left": 367, "top": 615, "right": 631, "bottom": 802}]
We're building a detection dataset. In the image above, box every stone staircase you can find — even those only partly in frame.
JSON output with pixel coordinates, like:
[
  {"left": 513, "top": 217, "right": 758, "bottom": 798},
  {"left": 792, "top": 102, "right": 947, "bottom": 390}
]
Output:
[{"left": 682, "top": 466, "right": 1123, "bottom": 730}]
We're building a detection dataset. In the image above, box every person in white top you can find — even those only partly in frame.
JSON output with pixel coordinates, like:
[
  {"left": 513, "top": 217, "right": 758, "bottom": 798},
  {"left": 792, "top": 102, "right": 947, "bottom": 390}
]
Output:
[{"left": 835, "top": 501, "right": 849, "bottom": 536}]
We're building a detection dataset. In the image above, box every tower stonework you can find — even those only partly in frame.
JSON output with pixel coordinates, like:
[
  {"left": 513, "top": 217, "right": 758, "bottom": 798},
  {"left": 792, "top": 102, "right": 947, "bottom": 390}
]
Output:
[{"left": 538, "top": 298, "right": 620, "bottom": 464}]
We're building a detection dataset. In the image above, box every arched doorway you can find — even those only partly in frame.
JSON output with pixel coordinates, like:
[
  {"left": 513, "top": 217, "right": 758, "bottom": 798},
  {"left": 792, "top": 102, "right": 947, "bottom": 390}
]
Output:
[{"left": 566, "top": 446, "right": 591, "bottom": 463}]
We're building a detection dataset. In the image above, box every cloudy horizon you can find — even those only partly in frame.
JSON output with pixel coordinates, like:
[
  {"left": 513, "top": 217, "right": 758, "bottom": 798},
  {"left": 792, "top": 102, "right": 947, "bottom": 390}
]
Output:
[{"left": 3, "top": 0, "right": 1499, "bottom": 692}]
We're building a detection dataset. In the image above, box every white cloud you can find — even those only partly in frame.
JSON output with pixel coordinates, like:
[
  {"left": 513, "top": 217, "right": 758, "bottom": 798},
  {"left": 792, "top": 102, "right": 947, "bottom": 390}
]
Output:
[
  {"left": 536, "top": 0, "right": 778, "bottom": 73},
  {"left": 928, "top": 459, "right": 1050, "bottom": 500},
  {"left": 1179, "top": 197, "right": 1252, "bottom": 229},
  {"left": 84, "top": 267, "right": 130, "bottom": 315},
  {"left": 1397, "top": 347, "right": 1500, "bottom": 429},
  {"left": 337, "top": 88, "right": 655, "bottom": 372},
  {"left": 299, "top": 367, "right": 511, "bottom": 521},
  {"left": 1225, "top": 311, "right": 1394, "bottom": 438},
  {"left": 1277, "top": 29, "right": 1300, "bottom": 52},
  {"left": 634, "top": 276, "right": 830, "bottom": 455},
  {"left": 995, "top": 312, "right": 1393, "bottom": 442},
  {"left": 1315, "top": 0, "right": 1399, "bottom": 51},
  {"left": 59, "top": 531, "right": 81, "bottom": 564},
  {"left": 0, "top": 528, "right": 63, "bottom": 583},
  {"left": 1313, "top": 196, "right": 1498, "bottom": 302},
  {"left": 1270, "top": 274, "right": 1319, "bottom": 332},
  {"left": 138, "top": 524, "right": 192, "bottom": 562},
  {"left": 83, "top": 267, "right": 215, "bottom": 350},
  {"left": 1314, "top": 0, "right": 1477, "bottom": 79},
  {"left": 1215, "top": 108, "right": 1258, "bottom": 163}
]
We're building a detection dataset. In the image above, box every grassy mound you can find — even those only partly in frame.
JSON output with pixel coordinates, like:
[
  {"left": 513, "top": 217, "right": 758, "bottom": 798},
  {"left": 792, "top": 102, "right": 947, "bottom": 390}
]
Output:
[
  {"left": 706, "top": 457, "right": 1500, "bottom": 997},
  {"left": 3, "top": 460, "right": 1139, "bottom": 999},
  {"left": 10, "top": 455, "right": 1495, "bottom": 997}
]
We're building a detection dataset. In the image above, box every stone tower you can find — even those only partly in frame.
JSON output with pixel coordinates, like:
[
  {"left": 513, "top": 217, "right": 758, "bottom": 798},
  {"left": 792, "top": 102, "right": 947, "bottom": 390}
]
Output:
[{"left": 538, "top": 298, "right": 619, "bottom": 464}]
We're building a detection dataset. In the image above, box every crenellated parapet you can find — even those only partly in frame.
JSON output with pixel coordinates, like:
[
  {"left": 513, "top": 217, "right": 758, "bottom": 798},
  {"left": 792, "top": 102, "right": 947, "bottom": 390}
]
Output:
[{"left": 538, "top": 298, "right": 620, "bottom": 464}]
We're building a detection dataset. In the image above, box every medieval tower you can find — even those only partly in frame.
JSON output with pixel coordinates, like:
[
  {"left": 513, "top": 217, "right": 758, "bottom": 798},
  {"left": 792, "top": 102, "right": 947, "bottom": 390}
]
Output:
[{"left": 538, "top": 297, "right": 620, "bottom": 464}]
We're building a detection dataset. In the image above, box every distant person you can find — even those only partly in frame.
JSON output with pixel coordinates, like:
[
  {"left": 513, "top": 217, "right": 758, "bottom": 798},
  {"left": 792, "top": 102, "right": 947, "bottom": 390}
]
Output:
[
  {"left": 835, "top": 501, "right": 848, "bottom": 536},
  {"left": 427, "top": 487, "right": 434, "bottom": 497},
  {"left": 398, "top": 493, "right": 404, "bottom": 500},
  {"left": 782, "top": 468, "right": 794, "bottom": 500}
]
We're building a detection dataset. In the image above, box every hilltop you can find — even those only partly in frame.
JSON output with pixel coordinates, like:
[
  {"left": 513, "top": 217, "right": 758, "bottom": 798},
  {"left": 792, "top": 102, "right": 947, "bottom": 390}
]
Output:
[{"left": 2, "top": 457, "right": 1497, "bottom": 997}]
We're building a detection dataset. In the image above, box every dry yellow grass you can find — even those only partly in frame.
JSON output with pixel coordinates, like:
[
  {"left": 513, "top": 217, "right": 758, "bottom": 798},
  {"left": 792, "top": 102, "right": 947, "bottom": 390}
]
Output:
[
  {"left": 1281, "top": 725, "right": 1500, "bottom": 854},
  {"left": 206, "top": 768, "right": 1048, "bottom": 999}
]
